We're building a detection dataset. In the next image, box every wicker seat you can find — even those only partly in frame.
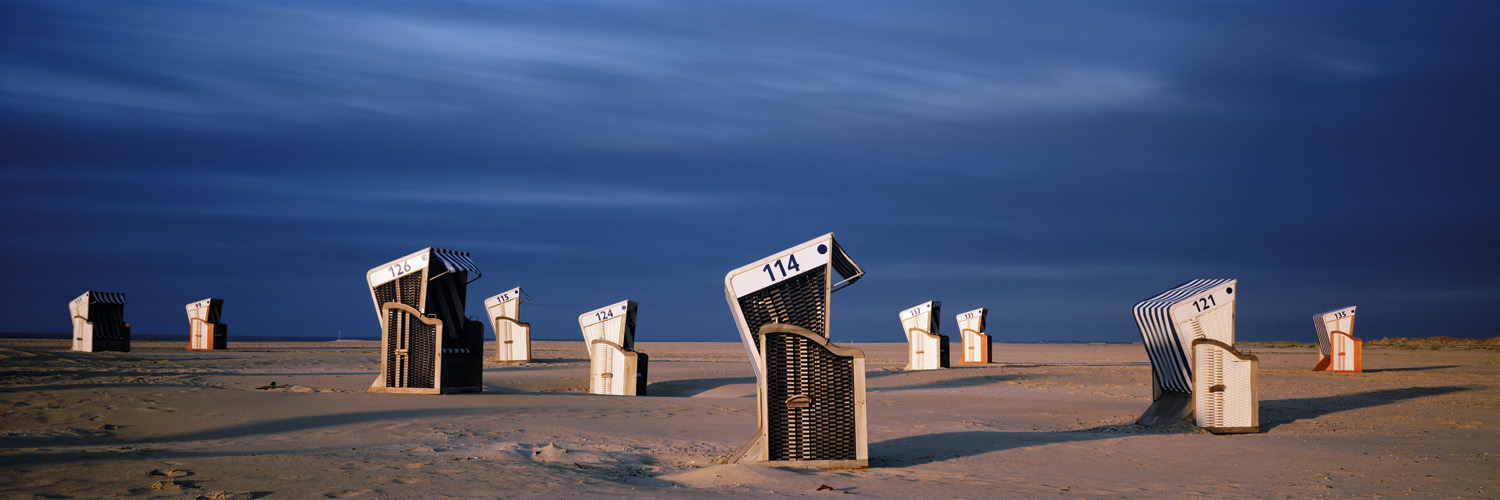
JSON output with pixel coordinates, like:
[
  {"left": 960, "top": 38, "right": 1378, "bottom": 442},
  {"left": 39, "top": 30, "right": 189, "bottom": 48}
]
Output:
[
  {"left": 1193, "top": 339, "right": 1260, "bottom": 433},
  {"left": 1312, "top": 306, "right": 1361, "bottom": 372},
  {"left": 70, "top": 291, "right": 130, "bottom": 353},
  {"left": 365, "top": 247, "right": 484, "bottom": 394},
  {"left": 485, "top": 287, "right": 531, "bottom": 363},
  {"left": 186, "top": 298, "right": 228, "bottom": 350},
  {"left": 725, "top": 233, "right": 868, "bottom": 469}
]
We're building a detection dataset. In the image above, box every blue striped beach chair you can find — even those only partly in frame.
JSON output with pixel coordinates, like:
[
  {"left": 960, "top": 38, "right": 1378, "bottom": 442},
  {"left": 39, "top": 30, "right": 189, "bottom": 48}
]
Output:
[
  {"left": 578, "top": 300, "right": 648, "bottom": 395},
  {"left": 365, "top": 247, "right": 485, "bottom": 394},
  {"left": 70, "top": 291, "right": 130, "bottom": 353},
  {"left": 186, "top": 298, "right": 228, "bottom": 350},
  {"left": 1312, "top": 306, "right": 1360, "bottom": 372},
  {"left": 485, "top": 287, "right": 531, "bottom": 363},
  {"left": 1133, "top": 279, "right": 1258, "bottom": 433},
  {"left": 724, "top": 233, "right": 868, "bottom": 469},
  {"left": 900, "top": 301, "right": 949, "bottom": 370}
]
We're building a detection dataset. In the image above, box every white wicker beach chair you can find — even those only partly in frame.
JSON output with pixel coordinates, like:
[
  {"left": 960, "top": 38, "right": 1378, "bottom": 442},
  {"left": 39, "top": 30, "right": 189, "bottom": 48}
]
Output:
[
  {"left": 365, "top": 247, "right": 485, "bottom": 394},
  {"left": 1133, "top": 279, "right": 1258, "bottom": 432},
  {"left": 1312, "top": 306, "right": 1361, "bottom": 372},
  {"left": 70, "top": 291, "right": 130, "bottom": 353},
  {"left": 956, "top": 307, "right": 991, "bottom": 364},
  {"left": 485, "top": 287, "right": 531, "bottom": 363},
  {"left": 724, "top": 233, "right": 868, "bottom": 469},
  {"left": 185, "top": 298, "right": 228, "bottom": 350},
  {"left": 901, "top": 301, "right": 949, "bottom": 370},
  {"left": 578, "top": 300, "right": 648, "bottom": 396}
]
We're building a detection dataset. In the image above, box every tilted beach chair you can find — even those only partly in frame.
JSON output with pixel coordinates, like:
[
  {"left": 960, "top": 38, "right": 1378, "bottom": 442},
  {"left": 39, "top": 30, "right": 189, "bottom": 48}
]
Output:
[
  {"left": 70, "top": 291, "right": 130, "bottom": 353},
  {"left": 365, "top": 247, "right": 485, "bottom": 394},
  {"left": 485, "top": 287, "right": 531, "bottom": 363},
  {"left": 1312, "top": 306, "right": 1361, "bottom": 372},
  {"left": 186, "top": 298, "right": 228, "bottom": 350},
  {"left": 578, "top": 300, "right": 648, "bottom": 396},
  {"left": 901, "top": 301, "right": 949, "bottom": 370},
  {"left": 725, "top": 233, "right": 868, "bottom": 469},
  {"left": 956, "top": 307, "right": 992, "bottom": 364},
  {"left": 1133, "top": 279, "right": 1258, "bottom": 433}
]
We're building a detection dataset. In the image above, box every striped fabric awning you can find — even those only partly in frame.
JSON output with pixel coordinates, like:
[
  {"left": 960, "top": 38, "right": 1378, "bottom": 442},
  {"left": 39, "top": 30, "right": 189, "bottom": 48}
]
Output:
[
  {"left": 432, "top": 248, "right": 481, "bottom": 279},
  {"left": 87, "top": 291, "right": 127, "bottom": 304},
  {"left": 829, "top": 239, "right": 864, "bottom": 293},
  {"left": 1133, "top": 278, "right": 1235, "bottom": 394}
]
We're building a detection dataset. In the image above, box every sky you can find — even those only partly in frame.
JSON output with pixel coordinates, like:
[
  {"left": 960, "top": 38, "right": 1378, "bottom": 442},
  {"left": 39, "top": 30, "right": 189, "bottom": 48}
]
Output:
[{"left": 3, "top": 1, "right": 1496, "bottom": 345}]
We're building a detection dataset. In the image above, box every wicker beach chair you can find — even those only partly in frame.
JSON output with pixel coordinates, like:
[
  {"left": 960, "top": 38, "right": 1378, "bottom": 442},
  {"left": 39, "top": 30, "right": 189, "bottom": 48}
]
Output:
[
  {"left": 485, "top": 287, "right": 531, "bottom": 363},
  {"left": 1312, "top": 306, "right": 1361, "bottom": 372},
  {"left": 1133, "top": 279, "right": 1258, "bottom": 433},
  {"left": 578, "top": 300, "right": 648, "bottom": 395},
  {"left": 365, "top": 247, "right": 485, "bottom": 394},
  {"left": 725, "top": 233, "right": 868, "bottom": 469},
  {"left": 901, "top": 301, "right": 949, "bottom": 370},
  {"left": 956, "top": 307, "right": 992, "bottom": 364},
  {"left": 186, "top": 298, "right": 228, "bottom": 350},
  {"left": 70, "top": 291, "right": 130, "bottom": 353}
]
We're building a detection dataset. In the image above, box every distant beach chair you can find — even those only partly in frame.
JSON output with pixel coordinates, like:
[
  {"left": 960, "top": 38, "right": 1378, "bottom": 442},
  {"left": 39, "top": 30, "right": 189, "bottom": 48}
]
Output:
[
  {"left": 1312, "top": 306, "right": 1361, "bottom": 372},
  {"left": 365, "top": 247, "right": 485, "bottom": 394},
  {"left": 185, "top": 298, "right": 228, "bottom": 350},
  {"left": 70, "top": 291, "right": 130, "bottom": 353},
  {"left": 901, "top": 301, "right": 949, "bottom": 370},
  {"left": 578, "top": 300, "right": 648, "bottom": 396},
  {"left": 485, "top": 287, "right": 531, "bottom": 363},
  {"left": 956, "top": 307, "right": 992, "bottom": 364},
  {"left": 1133, "top": 279, "right": 1258, "bottom": 433},
  {"left": 724, "top": 233, "right": 868, "bottom": 469}
]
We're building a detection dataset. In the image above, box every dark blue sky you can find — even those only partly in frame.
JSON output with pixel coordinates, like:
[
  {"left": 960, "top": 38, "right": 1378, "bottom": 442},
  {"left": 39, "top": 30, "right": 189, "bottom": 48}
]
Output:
[{"left": 3, "top": 1, "right": 1496, "bottom": 343}]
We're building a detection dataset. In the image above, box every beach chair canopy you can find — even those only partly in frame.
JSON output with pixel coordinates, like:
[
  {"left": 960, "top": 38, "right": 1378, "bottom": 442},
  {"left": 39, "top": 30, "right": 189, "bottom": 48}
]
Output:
[
  {"left": 185, "top": 298, "right": 224, "bottom": 321},
  {"left": 579, "top": 300, "right": 637, "bottom": 353},
  {"left": 724, "top": 233, "right": 864, "bottom": 383},
  {"left": 1133, "top": 279, "right": 1237, "bottom": 395},
  {"left": 956, "top": 307, "right": 987, "bottom": 335},
  {"left": 900, "top": 301, "right": 941, "bottom": 339},
  {"left": 72, "top": 291, "right": 126, "bottom": 313}
]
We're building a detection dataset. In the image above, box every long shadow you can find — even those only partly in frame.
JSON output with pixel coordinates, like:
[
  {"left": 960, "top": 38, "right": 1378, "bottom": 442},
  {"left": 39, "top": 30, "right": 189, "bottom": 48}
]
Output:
[
  {"left": 868, "top": 374, "right": 1025, "bottom": 392},
  {"left": 871, "top": 426, "right": 1132, "bottom": 467},
  {"left": 1261, "top": 385, "right": 1472, "bottom": 431},
  {"left": 1362, "top": 365, "right": 1460, "bottom": 373},
  {"left": 645, "top": 376, "right": 756, "bottom": 397}
]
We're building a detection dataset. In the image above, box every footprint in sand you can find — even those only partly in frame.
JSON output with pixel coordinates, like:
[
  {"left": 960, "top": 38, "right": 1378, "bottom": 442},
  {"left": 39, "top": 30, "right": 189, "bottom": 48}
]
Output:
[{"left": 323, "top": 489, "right": 374, "bottom": 498}]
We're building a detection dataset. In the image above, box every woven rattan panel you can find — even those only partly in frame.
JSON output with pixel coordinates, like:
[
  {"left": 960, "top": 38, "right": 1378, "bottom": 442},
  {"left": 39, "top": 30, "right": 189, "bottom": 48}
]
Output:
[
  {"left": 765, "top": 331, "right": 856, "bottom": 461},
  {"left": 374, "top": 274, "right": 425, "bottom": 312},
  {"left": 738, "top": 267, "right": 828, "bottom": 339},
  {"left": 386, "top": 309, "right": 436, "bottom": 389}
]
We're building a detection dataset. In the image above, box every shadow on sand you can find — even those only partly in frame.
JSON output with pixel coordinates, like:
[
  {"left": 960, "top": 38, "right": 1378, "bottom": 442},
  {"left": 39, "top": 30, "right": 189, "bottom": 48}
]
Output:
[
  {"left": 1259, "top": 385, "right": 1471, "bottom": 431},
  {"left": 1361, "top": 365, "right": 1460, "bottom": 373}
]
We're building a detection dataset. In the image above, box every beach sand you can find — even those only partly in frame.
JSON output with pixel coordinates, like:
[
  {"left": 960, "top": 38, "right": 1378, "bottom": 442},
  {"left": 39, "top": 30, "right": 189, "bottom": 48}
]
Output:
[{"left": 1, "top": 339, "right": 1495, "bottom": 499}]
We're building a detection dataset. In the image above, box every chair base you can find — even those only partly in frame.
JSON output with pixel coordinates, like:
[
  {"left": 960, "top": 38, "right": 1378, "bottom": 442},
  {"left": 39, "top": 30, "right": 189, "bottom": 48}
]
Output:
[
  {"left": 367, "top": 385, "right": 482, "bottom": 395},
  {"left": 1203, "top": 425, "right": 1259, "bottom": 435},
  {"left": 731, "top": 431, "right": 868, "bottom": 470},
  {"left": 1311, "top": 355, "right": 1331, "bottom": 371},
  {"left": 1137, "top": 391, "right": 1193, "bottom": 427}
]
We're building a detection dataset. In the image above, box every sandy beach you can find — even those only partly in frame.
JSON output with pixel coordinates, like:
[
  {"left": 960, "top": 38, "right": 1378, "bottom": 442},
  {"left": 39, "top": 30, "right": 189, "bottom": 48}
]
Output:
[{"left": 1, "top": 339, "right": 1495, "bottom": 499}]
